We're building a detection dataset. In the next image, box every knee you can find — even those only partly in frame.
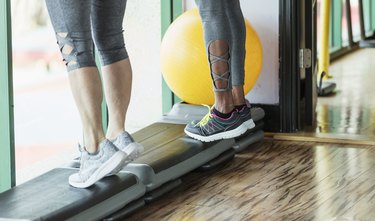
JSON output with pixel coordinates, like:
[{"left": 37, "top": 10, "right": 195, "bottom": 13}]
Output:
[
  {"left": 56, "top": 31, "right": 96, "bottom": 71},
  {"left": 93, "top": 30, "right": 128, "bottom": 66}
]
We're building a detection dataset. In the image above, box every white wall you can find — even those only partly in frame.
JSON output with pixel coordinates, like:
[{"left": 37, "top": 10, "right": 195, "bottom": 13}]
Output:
[
  {"left": 123, "top": 0, "right": 162, "bottom": 132},
  {"left": 184, "top": 0, "right": 279, "bottom": 104}
]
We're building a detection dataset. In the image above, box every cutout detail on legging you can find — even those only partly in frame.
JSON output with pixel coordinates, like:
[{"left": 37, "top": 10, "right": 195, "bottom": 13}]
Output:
[
  {"left": 208, "top": 40, "right": 231, "bottom": 92},
  {"left": 56, "top": 32, "right": 78, "bottom": 68}
]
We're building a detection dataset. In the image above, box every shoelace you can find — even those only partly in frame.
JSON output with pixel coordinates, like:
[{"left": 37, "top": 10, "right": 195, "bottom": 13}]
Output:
[{"left": 195, "top": 105, "right": 213, "bottom": 127}]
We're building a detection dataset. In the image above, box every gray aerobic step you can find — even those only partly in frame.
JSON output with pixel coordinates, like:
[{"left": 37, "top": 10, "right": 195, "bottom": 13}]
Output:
[
  {"left": 0, "top": 168, "right": 145, "bottom": 221},
  {"left": 123, "top": 123, "right": 236, "bottom": 191},
  {"left": 0, "top": 104, "right": 266, "bottom": 221}
]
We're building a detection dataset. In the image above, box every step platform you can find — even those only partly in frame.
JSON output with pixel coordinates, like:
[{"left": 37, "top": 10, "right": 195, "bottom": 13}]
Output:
[
  {"left": 122, "top": 104, "right": 265, "bottom": 192},
  {"left": 233, "top": 124, "right": 264, "bottom": 153},
  {"left": 125, "top": 123, "right": 236, "bottom": 191},
  {"left": 69, "top": 121, "right": 264, "bottom": 221},
  {"left": 0, "top": 168, "right": 145, "bottom": 221},
  {"left": 67, "top": 123, "right": 239, "bottom": 194},
  {"left": 160, "top": 103, "right": 265, "bottom": 153},
  {"left": 17, "top": 104, "right": 265, "bottom": 221}
]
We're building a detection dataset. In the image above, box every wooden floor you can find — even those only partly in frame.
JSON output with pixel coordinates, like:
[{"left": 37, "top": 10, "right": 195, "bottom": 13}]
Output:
[
  {"left": 125, "top": 139, "right": 375, "bottom": 221},
  {"left": 267, "top": 49, "right": 375, "bottom": 145},
  {"left": 312, "top": 49, "right": 375, "bottom": 140},
  {"left": 124, "top": 49, "right": 375, "bottom": 220}
]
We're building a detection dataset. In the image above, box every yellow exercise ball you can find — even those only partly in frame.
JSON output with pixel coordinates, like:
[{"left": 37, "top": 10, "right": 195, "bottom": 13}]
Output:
[{"left": 161, "top": 8, "right": 263, "bottom": 105}]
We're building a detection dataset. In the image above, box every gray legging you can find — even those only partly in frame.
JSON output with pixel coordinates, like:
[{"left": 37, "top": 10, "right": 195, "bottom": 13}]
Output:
[
  {"left": 195, "top": 0, "right": 246, "bottom": 92},
  {"left": 45, "top": 0, "right": 128, "bottom": 72}
]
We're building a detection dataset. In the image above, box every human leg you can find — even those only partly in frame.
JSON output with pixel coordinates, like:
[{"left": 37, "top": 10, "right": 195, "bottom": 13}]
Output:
[
  {"left": 45, "top": 0, "right": 127, "bottom": 188},
  {"left": 91, "top": 0, "right": 143, "bottom": 158},
  {"left": 45, "top": 0, "right": 104, "bottom": 153},
  {"left": 224, "top": 0, "right": 247, "bottom": 106},
  {"left": 224, "top": 0, "right": 254, "bottom": 129},
  {"left": 91, "top": 0, "right": 130, "bottom": 140},
  {"left": 195, "top": 0, "right": 235, "bottom": 114},
  {"left": 184, "top": 0, "right": 248, "bottom": 142}
]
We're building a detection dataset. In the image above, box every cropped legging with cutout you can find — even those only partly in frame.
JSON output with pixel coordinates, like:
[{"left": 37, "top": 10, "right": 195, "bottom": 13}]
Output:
[
  {"left": 195, "top": 0, "right": 246, "bottom": 92},
  {"left": 45, "top": 0, "right": 128, "bottom": 72}
]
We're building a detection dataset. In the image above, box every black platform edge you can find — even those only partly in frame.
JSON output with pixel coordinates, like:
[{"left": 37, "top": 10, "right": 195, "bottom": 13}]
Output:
[
  {"left": 239, "top": 121, "right": 264, "bottom": 137},
  {"left": 0, "top": 168, "right": 143, "bottom": 221},
  {"left": 103, "top": 198, "right": 145, "bottom": 221},
  {"left": 196, "top": 148, "right": 236, "bottom": 172},
  {"left": 233, "top": 130, "right": 265, "bottom": 153},
  {"left": 63, "top": 158, "right": 80, "bottom": 168},
  {"left": 144, "top": 179, "right": 182, "bottom": 204}
]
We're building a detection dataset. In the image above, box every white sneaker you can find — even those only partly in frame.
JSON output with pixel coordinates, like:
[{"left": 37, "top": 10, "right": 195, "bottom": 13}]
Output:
[
  {"left": 69, "top": 139, "right": 127, "bottom": 189},
  {"left": 112, "top": 131, "right": 144, "bottom": 162}
]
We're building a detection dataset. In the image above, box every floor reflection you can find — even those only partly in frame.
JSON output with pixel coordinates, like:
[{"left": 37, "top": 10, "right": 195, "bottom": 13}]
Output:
[
  {"left": 316, "top": 105, "right": 375, "bottom": 136},
  {"left": 313, "top": 49, "right": 375, "bottom": 139}
]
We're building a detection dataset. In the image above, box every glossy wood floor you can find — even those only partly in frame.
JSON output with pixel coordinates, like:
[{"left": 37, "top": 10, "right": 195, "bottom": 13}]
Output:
[
  {"left": 125, "top": 139, "right": 375, "bottom": 221},
  {"left": 313, "top": 49, "right": 375, "bottom": 140},
  {"left": 124, "top": 49, "right": 375, "bottom": 220},
  {"left": 268, "top": 49, "right": 375, "bottom": 145}
]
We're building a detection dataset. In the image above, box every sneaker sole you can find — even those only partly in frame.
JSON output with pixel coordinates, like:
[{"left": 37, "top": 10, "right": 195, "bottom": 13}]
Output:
[
  {"left": 69, "top": 151, "right": 127, "bottom": 189},
  {"left": 124, "top": 142, "right": 144, "bottom": 161},
  {"left": 243, "top": 119, "right": 256, "bottom": 130},
  {"left": 107, "top": 143, "right": 144, "bottom": 176},
  {"left": 184, "top": 122, "right": 249, "bottom": 142}
]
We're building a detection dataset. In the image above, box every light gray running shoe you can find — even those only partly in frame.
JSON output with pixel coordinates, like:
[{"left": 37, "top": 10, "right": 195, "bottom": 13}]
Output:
[
  {"left": 69, "top": 139, "right": 127, "bottom": 189},
  {"left": 112, "top": 131, "right": 144, "bottom": 162}
]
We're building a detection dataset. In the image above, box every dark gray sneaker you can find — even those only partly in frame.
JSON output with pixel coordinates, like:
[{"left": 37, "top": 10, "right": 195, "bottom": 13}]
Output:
[
  {"left": 237, "top": 105, "right": 255, "bottom": 129},
  {"left": 184, "top": 108, "right": 248, "bottom": 142},
  {"left": 68, "top": 140, "right": 127, "bottom": 188}
]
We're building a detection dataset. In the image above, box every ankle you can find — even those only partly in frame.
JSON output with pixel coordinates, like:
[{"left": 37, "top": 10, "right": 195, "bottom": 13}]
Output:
[
  {"left": 84, "top": 138, "right": 105, "bottom": 154},
  {"left": 233, "top": 100, "right": 246, "bottom": 107},
  {"left": 214, "top": 91, "right": 235, "bottom": 113},
  {"left": 235, "top": 104, "right": 247, "bottom": 111},
  {"left": 214, "top": 104, "right": 235, "bottom": 114},
  {"left": 232, "top": 86, "right": 246, "bottom": 106},
  {"left": 106, "top": 127, "right": 125, "bottom": 141},
  {"left": 83, "top": 130, "right": 106, "bottom": 154},
  {"left": 212, "top": 107, "right": 235, "bottom": 119}
]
